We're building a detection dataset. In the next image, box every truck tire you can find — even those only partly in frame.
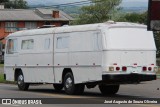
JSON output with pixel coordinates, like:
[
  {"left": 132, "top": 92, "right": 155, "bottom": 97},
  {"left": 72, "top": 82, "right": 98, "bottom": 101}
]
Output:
[
  {"left": 53, "top": 84, "right": 63, "bottom": 91},
  {"left": 99, "top": 84, "right": 119, "bottom": 95},
  {"left": 64, "top": 72, "right": 85, "bottom": 95},
  {"left": 17, "top": 72, "right": 29, "bottom": 91}
]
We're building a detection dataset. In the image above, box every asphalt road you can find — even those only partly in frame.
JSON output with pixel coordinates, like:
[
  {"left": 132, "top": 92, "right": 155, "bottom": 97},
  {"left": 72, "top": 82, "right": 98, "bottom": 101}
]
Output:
[{"left": 0, "top": 80, "right": 159, "bottom": 107}]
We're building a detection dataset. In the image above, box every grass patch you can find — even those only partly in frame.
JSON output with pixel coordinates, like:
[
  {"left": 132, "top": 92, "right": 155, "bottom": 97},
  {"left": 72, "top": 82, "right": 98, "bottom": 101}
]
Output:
[
  {"left": 0, "top": 74, "right": 5, "bottom": 83},
  {"left": 0, "top": 74, "right": 15, "bottom": 84},
  {"left": 0, "top": 64, "right": 4, "bottom": 67}
]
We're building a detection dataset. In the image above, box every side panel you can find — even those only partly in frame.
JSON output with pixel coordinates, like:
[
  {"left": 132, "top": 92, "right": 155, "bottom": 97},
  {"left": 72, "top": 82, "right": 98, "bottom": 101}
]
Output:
[
  {"left": 5, "top": 34, "right": 55, "bottom": 83},
  {"left": 54, "top": 33, "right": 70, "bottom": 83},
  {"left": 5, "top": 38, "right": 18, "bottom": 81},
  {"left": 54, "top": 31, "right": 103, "bottom": 84},
  {"left": 19, "top": 34, "right": 54, "bottom": 83}
]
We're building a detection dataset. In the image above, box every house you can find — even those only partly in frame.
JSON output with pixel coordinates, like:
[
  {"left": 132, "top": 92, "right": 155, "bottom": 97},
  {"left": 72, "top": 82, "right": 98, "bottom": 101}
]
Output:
[{"left": 0, "top": 7, "right": 73, "bottom": 44}]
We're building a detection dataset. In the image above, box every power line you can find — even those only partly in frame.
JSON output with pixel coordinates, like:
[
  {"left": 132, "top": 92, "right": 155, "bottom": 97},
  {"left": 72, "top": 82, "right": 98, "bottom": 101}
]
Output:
[
  {"left": 29, "top": 0, "right": 125, "bottom": 9},
  {"left": 52, "top": 0, "right": 91, "bottom": 6},
  {"left": 30, "top": 0, "right": 92, "bottom": 8}
]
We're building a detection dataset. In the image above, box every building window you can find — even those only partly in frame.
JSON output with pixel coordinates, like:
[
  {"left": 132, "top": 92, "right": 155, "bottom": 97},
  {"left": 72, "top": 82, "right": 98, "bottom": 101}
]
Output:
[
  {"left": 21, "top": 39, "right": 34, "bottom": 50},
  {"left": 5, "top": 22, "right": 17, "bottom": 32},
  {"left": 44, "top": 38, "right": 50, "bottom": 50},
  {"left": 56, "top": 37, "right": 69, "bottom": 49},
  {"left": 6, "top": 39, "right": 18, "bottom": 54},
  {"left": 45, "top": 22, "right": 50, "bottom": 25},
  {"left": 25, "top": 22, "right": 37, "bottom": 29}
]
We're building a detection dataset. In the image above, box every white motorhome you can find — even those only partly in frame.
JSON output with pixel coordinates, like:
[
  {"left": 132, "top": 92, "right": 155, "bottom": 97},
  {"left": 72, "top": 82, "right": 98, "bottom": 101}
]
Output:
[{"left": 4, "top": 22, "right": 157, "bottom": 95}]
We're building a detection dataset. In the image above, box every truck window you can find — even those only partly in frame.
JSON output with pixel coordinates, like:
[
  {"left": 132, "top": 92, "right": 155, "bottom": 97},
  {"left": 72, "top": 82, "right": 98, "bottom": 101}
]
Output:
[
  {"left": 44, "top": 38, "right": 50, "bottom": 50},
  {"left": 56, "top": 37, "right": 69, "bottom": 49},
  {"left": 6, "top": 39, "right": 17, "bottom": 54},
  {"left": 21, "top": 39, "right": 34, "bottom": 50}
]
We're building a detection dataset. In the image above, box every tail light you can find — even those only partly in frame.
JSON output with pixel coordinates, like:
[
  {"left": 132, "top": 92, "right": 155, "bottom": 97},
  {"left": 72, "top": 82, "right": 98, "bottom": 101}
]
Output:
[
  {"left": 142, "top": 67, "right": 147, "bottom": 71},
  {"left": 116, "top": 67, "right": 120, "bottom": 71},
  {"left": 148, "top": 67, "right": 152, "bottom": 71},
  {"left": 122, "top": 66, "right": 127, "bottom": 71}
]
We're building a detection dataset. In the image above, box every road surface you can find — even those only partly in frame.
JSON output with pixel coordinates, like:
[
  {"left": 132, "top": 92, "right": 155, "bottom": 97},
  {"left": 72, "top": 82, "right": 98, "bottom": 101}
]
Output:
[{"left": 0, "top": 80, "right": 159, "bottom": 107}]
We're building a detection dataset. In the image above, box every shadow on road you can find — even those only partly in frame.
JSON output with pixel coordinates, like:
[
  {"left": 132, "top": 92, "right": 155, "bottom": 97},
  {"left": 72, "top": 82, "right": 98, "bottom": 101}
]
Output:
[{"left": 22, "top": 88, "right": 145, "bottom": 99}]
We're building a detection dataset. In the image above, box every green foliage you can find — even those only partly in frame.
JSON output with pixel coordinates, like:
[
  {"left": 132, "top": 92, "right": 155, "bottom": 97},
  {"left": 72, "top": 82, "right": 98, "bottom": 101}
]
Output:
[
  {"left": 0, "top": 64, "right": 4, "bottom": 67},
  {"left": 60, "top": 6, "right": 81, "bottom": 15},
  {"left": 154, "top": 32, "right": 160, "bottom": 57},
  {"left": 0, "top": 74, "right": 5, "bottom": 83},
  {"left": 0, "top": 0, "right": 9, "bottom": 3},
  {"left": 115, "top": 12, "right": 147, "bottom": 24},
  {"left": 2, "top": 0, "right": 28, "bottom": 9},
  {"left": 72, "top": 0, "right": 122, "bottom": 25}
]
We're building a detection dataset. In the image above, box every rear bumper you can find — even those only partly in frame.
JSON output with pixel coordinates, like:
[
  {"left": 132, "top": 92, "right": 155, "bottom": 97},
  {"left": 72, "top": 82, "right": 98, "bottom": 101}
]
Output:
[{"left": 102, "top": 73, "right": 156, "bottom": 83}]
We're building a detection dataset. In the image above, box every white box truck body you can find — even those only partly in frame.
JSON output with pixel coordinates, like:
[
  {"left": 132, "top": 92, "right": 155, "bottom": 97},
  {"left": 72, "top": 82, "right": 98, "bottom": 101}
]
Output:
[{"left": 4, "top": 22, "right": 157, "bottom": 95}]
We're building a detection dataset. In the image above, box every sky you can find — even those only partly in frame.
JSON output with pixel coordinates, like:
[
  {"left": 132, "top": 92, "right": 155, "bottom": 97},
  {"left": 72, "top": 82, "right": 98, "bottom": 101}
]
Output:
[{"left": 25, "top": 0, "right": 148, "bottom": 7}]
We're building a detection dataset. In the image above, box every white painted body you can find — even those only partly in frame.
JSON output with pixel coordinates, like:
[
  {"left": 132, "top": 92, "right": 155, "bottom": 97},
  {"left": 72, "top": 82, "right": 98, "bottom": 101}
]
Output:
[{"left": 4, "top": 22, "right": 157, "bottom": 84}]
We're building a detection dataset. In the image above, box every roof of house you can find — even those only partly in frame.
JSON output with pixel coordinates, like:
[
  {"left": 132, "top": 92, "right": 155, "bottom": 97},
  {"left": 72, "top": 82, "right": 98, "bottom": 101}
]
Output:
[{"left": 0, "top": 8, "right": 73, "bottom": 21}]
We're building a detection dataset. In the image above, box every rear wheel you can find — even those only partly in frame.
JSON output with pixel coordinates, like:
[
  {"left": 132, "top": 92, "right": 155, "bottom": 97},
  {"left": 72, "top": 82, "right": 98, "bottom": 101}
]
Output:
[
  {"left": 99, "top": 84, "right": 119, "bottom": 95},
  {"left": 17, "top": 72, "right": 29, "bottom": 91},
  {"left": 63, "top": 72, "right": 84, "bottom": 95},
  {"left": 53, "top": 84, "right": 63, "bottom": 91}
]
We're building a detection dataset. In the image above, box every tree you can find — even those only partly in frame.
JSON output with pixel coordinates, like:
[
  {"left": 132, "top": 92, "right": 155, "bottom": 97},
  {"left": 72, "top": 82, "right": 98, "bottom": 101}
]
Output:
[
  {"left": 0, "top": 0, "right": 9, "bottom": 4},
  {"left": 115, "top": 12, "right": 147, "bottom": 24},
  {"left": 154, "top": 32, "right": 160, "bottom": 57},
  {"left": 73, "top": 0, "right": 122, "bottom": 25},
  {"left": 3, "top": 0, "right": 28, "bottom": 9}
]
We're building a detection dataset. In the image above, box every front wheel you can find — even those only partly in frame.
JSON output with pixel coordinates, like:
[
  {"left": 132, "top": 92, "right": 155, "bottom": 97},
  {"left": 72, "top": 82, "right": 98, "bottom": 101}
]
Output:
[
  {"left": 99, "top": 84, "right": 120, "bottom": 95},
  {"left": 63, "top": 72, "right": 85, "bottom": 95},
  {"left": 17, "top": 72, "right": 29, "bottom": 91}
]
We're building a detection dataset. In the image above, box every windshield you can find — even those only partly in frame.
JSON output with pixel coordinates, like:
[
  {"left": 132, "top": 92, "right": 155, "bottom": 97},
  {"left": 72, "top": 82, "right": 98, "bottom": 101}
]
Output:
[{"left": 105, "top": 28, "right": 156, "bottom": 50}]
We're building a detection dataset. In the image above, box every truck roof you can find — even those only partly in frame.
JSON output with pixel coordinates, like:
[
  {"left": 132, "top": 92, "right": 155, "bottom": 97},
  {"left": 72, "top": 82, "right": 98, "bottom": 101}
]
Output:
[{"left": 7, "top": 22, "right": 147, "bottom": 38}]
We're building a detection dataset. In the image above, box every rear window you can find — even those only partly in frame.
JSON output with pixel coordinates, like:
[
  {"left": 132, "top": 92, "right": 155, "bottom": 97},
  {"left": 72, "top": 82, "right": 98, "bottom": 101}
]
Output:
[{"left": 6, "top": 39, "right": 17, "bottom": 54}]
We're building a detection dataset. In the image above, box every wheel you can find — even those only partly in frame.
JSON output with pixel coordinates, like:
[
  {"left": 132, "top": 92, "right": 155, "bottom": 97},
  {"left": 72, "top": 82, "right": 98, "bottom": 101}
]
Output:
[
  {"left": 99, "top": 84, "right": 119, "bottom": 95},
  {"left": 17, "top": 72, "right": 29, "bottom": 91},
  {"left": 53, "top": 84, "right": 63, "bottom": 91},
  {"left": 63, "top": 72, "right": 85, "bottom": 95}
]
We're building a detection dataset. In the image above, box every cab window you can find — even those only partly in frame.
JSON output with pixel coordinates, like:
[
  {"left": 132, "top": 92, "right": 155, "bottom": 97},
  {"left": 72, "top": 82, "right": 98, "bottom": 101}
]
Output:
[{"left": 6, "top": 39, "right": 18, "bottom": 54}]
